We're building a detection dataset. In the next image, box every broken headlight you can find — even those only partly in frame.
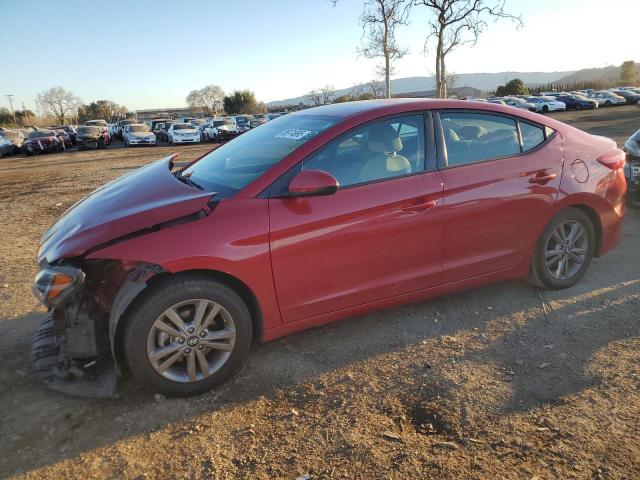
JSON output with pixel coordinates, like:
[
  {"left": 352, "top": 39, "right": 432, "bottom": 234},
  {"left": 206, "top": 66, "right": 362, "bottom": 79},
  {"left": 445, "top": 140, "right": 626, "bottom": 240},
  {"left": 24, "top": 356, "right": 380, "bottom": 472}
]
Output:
[{"left": 32, "top": 265, "right": 85, "bottom": 307}]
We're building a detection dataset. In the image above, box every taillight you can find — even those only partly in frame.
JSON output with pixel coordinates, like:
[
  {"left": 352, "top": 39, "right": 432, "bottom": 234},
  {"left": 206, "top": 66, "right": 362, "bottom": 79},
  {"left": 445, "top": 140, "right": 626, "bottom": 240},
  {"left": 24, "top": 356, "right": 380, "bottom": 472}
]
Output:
[{"left": 597, "top": 149, "right": 626, "bottom": 170}]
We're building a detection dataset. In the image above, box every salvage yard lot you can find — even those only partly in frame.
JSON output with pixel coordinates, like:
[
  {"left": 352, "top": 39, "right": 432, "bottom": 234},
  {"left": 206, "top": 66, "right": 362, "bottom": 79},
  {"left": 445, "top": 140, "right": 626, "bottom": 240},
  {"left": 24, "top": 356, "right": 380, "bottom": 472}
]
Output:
[{"left": 0, "top": 106, "right": 639, "bottom": 479}]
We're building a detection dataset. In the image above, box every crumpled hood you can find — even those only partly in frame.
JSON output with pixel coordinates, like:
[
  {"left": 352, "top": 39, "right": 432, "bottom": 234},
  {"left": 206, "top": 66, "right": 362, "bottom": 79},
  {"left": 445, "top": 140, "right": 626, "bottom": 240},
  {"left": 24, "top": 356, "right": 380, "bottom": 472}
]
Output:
[{"left": 38, "top": 156, "right": 214, "bottom": 264}]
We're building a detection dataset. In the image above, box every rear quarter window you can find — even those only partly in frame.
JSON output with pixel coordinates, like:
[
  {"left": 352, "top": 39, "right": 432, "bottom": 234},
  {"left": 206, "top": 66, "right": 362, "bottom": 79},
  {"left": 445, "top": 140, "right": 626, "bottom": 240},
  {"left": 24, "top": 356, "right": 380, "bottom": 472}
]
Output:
[{"left": 520, "top": 122, "right": 545, "bottom": 152}]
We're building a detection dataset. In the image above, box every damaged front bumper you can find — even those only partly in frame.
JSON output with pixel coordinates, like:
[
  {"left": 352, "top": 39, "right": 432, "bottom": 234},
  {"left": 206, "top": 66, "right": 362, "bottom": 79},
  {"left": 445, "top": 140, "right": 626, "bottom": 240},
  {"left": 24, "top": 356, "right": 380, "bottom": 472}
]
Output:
[{"left": 30, "top": 261, "right": 163, "bottom": 398}]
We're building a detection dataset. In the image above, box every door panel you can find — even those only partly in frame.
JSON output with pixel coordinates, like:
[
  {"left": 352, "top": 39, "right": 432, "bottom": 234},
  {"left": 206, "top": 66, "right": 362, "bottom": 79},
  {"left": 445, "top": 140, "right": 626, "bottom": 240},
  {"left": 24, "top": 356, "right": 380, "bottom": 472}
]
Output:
[
  {"left": 269, "top": 172, "right": 444, "bottom": 323},
  {"left": 439, "top": 112, "right": 563, "bottom": 283}
]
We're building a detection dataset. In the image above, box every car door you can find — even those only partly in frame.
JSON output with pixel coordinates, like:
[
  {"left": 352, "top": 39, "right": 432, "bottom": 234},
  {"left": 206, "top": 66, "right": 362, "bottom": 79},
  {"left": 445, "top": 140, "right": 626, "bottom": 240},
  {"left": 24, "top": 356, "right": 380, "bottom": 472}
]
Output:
[
  {"left": 268, "top": 114, "right": 444, "bottom": 324},
  {"left": 436, "top": 110, "right": 563, "bottom": 284}
]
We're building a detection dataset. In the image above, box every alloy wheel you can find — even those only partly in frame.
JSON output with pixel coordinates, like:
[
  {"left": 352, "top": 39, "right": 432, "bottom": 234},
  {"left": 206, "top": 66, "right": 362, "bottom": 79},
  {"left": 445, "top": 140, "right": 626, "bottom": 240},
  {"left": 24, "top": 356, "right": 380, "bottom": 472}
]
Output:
[
  {"left": 146, "top": 299, "right": 236, "bottom": 383},
  {"left": 544, "top": 220, "right": 589, "bottom": 280}
]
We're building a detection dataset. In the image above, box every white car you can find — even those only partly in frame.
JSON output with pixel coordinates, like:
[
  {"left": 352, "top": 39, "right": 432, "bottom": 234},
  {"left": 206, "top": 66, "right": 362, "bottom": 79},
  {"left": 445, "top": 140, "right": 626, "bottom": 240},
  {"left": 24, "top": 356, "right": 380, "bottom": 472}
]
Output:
[
  {"left": 589, "top": 91, "right": 627, "bottom": 107},
  {"left": 525, "top": 96, "right": 566, "bottom": 113},
  {"left": 167, "top": 123, "right": 201, "bottom": 144},
  {"left": 502, "top": 97, "right": 537, "bottom": 112},
  {"left": 123, "top": 124, "right": 156, "bottom": 147},
  {"left": 203, "top": 118, "right": 239, "bottom": 142}
]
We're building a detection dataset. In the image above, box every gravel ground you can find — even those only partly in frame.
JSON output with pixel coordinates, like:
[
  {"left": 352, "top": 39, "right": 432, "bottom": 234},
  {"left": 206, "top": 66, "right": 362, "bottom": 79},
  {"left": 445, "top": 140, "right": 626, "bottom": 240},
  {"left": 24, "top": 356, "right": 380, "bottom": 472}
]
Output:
[{"left": 0, "top": 106, "right": 639, "bottom": 479}]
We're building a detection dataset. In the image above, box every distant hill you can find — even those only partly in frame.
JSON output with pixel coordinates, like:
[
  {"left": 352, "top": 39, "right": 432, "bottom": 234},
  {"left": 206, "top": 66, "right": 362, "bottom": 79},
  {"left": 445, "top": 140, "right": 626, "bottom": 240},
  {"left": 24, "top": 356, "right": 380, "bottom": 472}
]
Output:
[
  {"left": 553, "top": 64, "right": 640, "bottom": 86},
  {"left": 268, "top": 70, "right": 574, "bottom": 106}
]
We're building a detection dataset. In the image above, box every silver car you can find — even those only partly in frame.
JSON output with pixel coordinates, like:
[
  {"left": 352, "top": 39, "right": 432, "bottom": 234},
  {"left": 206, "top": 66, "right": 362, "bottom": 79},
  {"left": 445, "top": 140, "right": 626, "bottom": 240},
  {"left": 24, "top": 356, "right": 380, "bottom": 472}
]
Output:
[{"left": 123, "top": 124, "right": 157, "bottom": 147}]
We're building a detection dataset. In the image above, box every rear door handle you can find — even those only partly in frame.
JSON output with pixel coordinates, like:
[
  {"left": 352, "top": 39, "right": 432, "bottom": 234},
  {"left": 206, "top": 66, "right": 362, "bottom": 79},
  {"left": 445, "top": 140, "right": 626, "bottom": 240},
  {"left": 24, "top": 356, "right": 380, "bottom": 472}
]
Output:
[
  {"left": 529, "top": 172, "right": 557, "bottom": 184},
  {"left": 401, "top": 199, "right": 438, "bottom": 213}
]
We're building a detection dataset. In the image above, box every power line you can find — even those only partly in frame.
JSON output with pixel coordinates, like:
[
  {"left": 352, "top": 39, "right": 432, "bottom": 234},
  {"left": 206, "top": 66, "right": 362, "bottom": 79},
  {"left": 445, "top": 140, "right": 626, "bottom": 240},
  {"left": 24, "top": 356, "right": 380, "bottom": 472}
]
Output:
[{"left": 5, "top": 94, "right": 17, "bottom": 125}]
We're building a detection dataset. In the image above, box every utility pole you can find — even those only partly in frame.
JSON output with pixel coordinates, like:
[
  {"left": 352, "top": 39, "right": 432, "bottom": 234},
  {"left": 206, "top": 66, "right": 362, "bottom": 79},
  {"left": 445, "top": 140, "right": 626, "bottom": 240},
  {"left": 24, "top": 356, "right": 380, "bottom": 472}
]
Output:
[{"left": 5, "top": 94, "right": 17, "bottom": 125}]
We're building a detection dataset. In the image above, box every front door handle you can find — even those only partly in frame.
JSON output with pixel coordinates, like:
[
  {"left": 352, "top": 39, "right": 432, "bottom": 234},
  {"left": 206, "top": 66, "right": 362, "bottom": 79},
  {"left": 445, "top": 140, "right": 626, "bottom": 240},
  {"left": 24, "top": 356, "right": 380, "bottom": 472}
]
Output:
[{"left": 529, "top": 172, "right": 557, "bottom": 184}]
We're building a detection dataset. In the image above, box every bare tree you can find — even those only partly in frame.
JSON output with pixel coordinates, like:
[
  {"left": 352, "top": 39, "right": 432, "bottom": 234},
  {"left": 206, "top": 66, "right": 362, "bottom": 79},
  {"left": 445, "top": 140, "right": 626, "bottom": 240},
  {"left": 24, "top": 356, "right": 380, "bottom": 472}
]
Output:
[
  {"left": 413, "top": 0, "right": 521, "bottom": 98},
  {"left": 186, "top": 84, "right": 225, "bottom": 116},
  {"left": 358, "top": 0, "right": 410, "bottom": 98},
  {"left": 445, "top": 71, "right": 458, "bottom": 95},
  {"left": 37, "top": 87, "right": 80, "bottom": 125},
  {"left": 319, "top": 85, "right": 336, "bottom": 104},
  {"left": 307, "top": 89, "right": 323, "bottom": 106},
  {"left": 350, "top": 83, "right": 368, "bottom": 99},
  {"left": 368, "top": 79, "right": 387, "bottom": 98}
]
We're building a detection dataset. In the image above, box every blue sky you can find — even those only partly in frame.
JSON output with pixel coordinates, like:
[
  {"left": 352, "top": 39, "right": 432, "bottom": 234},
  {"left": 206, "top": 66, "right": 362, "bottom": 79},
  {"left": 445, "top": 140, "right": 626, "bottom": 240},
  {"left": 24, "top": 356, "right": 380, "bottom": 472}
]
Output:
[{"left": 0, "top": 0, "right": 635, "bottom": 111}]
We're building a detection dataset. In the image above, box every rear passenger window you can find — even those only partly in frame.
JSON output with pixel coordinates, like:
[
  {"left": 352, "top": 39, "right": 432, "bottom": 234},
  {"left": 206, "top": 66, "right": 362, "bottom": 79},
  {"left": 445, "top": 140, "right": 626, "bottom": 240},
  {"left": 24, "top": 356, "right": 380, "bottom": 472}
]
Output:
[
  {"left": 520, "top": 122, "right": 545, "bottom": 151},
  {"left": 440, "top": 112, "right": 520, "bottom": 167}
]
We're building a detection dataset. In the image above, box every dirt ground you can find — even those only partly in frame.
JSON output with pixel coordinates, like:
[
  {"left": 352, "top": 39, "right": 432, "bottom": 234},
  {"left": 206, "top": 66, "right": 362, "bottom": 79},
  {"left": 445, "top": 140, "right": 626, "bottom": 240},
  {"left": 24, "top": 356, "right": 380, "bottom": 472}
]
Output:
[{"left": 1, "top": 106, "right": 639, "bottom": 480}]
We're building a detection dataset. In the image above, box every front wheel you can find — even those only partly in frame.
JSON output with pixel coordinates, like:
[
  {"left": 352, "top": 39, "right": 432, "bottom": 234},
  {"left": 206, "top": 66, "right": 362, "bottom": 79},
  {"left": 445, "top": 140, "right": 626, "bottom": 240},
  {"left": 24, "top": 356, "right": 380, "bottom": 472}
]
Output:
[
  {"left": 123, "top": 275, "right": 252, "bottom": 396},
  {"left": 529, "top": 208, "right": 596, "bottom": 290},
  {"left": 542, "top": 105, "right": 549, "bottom": 113}
]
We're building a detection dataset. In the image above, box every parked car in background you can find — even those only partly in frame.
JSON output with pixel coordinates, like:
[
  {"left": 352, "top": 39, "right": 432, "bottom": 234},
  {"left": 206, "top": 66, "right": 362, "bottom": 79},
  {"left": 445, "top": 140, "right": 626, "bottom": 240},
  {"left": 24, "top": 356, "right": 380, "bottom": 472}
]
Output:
[
  {"left": 624, "top": 128, "right": 640, "bottom": 205},
  {"left": 76, "top": 125, "right": 108, "bottom": 150},
  {"left": 53, "top": 129, "right": 72, "bottom": 148},
  {"left": 0, "top": 129, "right": 26, "bottom": 153},
  {"left": 167, "top": 123, "right": 201, "bottom": 144},
  {"left": 158, "top": 122, "right": 175, "bottom": 142},
  {"left": 0, "top": 134, "right": 13, "bottom": 157},
  {"left": 589, "top": 91, "right": 626, "bottom": 107},
  {"left": 49, "top": 125, "right": 77, "bottom": 145},
  {"left": 207, "top": 118, "right": 238, "bottom": 141},
  {"left": 85, "top": 119, "right": 111, "bottom": 144},
  {"left": 23, "top": 130, "right": 64, "bottom": 155},
  {"left": 230, "top": 115, "right": 253, "bottom": 132},
  {"left": 502, "top": 97, "right": 537, "bottom": 111},
  {"left": 152, "top": 122, "right": 165, "bottom": 137},
  {"left": 124, "top": 124, "right": 157, "bottom": 147},
  {"left": 249, "top": 119, "right": 267, "bottom": 129},
  {"left": 30, "top": 99, "right": 626, "bottom": 396},
  {"left": 116, "top": 119, "right": 139, "bottom": 139},
  {"left": 525, "top": 96, "right": 566, "bottom": 113},
  {"left": 553, "top": 94, "right": 598, "bottom": 110},
  {"left": 610, "top": 89, "right": 640, "bottom": 105}
]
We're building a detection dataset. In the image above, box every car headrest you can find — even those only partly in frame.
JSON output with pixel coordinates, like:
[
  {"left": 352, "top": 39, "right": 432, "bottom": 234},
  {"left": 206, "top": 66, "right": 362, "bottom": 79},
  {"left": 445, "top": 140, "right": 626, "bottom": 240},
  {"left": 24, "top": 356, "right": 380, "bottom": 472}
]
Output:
[
  {"left": 460, "top": 125, "right": 487, "bottom": 139},
  {"left": 368, "top": 124, "right": 403, "bottom": 153}
]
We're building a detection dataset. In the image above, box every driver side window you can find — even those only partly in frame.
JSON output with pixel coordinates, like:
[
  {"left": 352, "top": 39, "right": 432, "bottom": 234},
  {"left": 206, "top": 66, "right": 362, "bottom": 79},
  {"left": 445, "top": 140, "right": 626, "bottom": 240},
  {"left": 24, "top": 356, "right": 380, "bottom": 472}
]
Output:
[{"left": 303, "top": 115, "right": 425, "bottom": 187}]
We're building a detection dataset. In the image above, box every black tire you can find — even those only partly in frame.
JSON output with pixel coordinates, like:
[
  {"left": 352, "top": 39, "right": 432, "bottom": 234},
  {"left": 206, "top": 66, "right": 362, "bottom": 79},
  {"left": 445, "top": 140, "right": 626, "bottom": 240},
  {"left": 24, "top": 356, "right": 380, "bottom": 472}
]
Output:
[
  {"left": 123, "top": 274, "right": 253, "bottom": 396},
  {"left": 605, "top": 101, "right": 611, "bottom": 107},
  {"left": 542, "top": 105, "right": 549, "bottom": 113},
  {"left": 529, "top": 207, "right": 596, "bottom": 290},
  {"left": 575, "top": 103, "right": 582, "bottom": 110}
]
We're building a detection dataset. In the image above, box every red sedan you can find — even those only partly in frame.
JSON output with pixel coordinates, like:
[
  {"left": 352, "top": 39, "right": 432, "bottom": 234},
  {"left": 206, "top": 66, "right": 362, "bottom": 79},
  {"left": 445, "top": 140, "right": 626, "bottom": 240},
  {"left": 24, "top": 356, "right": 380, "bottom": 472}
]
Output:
[{"left": 32, "top": 99, "right": 626, "bottom": 397}]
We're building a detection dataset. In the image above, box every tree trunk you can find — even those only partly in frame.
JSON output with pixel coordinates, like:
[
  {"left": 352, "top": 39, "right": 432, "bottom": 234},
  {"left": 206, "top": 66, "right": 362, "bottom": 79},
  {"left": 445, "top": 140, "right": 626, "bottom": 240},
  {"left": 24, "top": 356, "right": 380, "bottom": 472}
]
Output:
[
  {"left": 385, "top": 54, "right": 391, "bottom": 99},
  {"left": 435, "top": 34, "right": 443, "bottom": 98},
  {"left": 440, "top": 53, "right": 447, "bottom": 98}
]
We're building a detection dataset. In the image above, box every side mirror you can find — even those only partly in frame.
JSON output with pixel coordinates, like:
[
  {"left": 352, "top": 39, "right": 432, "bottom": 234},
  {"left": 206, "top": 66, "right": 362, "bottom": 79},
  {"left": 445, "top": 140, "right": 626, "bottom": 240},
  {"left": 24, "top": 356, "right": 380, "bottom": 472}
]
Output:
[{"left": 288, "top": 169, "right": 339, "bottom": 197}]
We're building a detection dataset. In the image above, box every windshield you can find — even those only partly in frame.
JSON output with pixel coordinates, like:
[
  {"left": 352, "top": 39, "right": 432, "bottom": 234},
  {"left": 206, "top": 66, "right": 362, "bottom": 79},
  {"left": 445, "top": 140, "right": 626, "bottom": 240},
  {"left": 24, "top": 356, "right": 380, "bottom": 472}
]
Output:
[
  {"left": 28, "top": 131, "right": 54, "bottom": 139},
  {"left": 213, "top": 120, "right": 233, "bottom": 127},
  {"left": 184, "top": 114, "right": 339, "bottom": 197},
  {"left": 86, "top": 120, "right": 107, "bottom": 126},
  {"left": 173, "top": 124, "right": 194, "bottom": 130},
  {"left": 77, "top": 126, "right": 100, "bottom": 134},
  {"left": 129, "top": 125, "right": 149, "bottom": 132}
]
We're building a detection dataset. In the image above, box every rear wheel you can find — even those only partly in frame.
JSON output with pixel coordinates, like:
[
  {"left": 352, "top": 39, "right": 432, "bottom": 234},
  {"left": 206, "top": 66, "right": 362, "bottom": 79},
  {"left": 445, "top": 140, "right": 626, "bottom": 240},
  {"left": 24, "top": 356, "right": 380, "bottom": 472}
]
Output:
[
  {"left": 123, "top": 275, "right": 252, "bottom": 396},
  {"left": 575, "top": 103, "right": 582, "bottom": 110},
  {"left": 529, "top": 208, "right": 595, "bottom": 290}
]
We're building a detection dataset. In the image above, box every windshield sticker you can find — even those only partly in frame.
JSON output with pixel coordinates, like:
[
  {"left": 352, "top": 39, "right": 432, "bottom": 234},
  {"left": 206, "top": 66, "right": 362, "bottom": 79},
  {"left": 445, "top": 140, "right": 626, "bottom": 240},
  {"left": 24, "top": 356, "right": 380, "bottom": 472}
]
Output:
[{"left": 275, "top": 128, "right": 312, "bottom": 141}]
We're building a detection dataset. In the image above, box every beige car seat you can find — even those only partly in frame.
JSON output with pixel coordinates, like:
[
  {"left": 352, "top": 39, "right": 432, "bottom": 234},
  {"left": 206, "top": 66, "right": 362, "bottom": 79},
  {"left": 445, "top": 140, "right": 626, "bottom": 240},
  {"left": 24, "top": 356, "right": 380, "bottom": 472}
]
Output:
[{"left": 358, "top": 124, "right": 411, "bottom": 183}]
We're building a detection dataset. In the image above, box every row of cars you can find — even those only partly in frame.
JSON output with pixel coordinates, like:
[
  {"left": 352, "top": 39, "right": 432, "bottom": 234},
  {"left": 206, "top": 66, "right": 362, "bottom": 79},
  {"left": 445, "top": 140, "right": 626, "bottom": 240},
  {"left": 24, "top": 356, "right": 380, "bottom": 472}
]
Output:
[
  {"left": 478, "top": 86, "right": 640, "bottom": 114},
  {"left": 0, "top": 122, "right": 112, "bottom": 157},
  {"left": 112, "top": 112, "right": 287, "bottom": 148}
]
